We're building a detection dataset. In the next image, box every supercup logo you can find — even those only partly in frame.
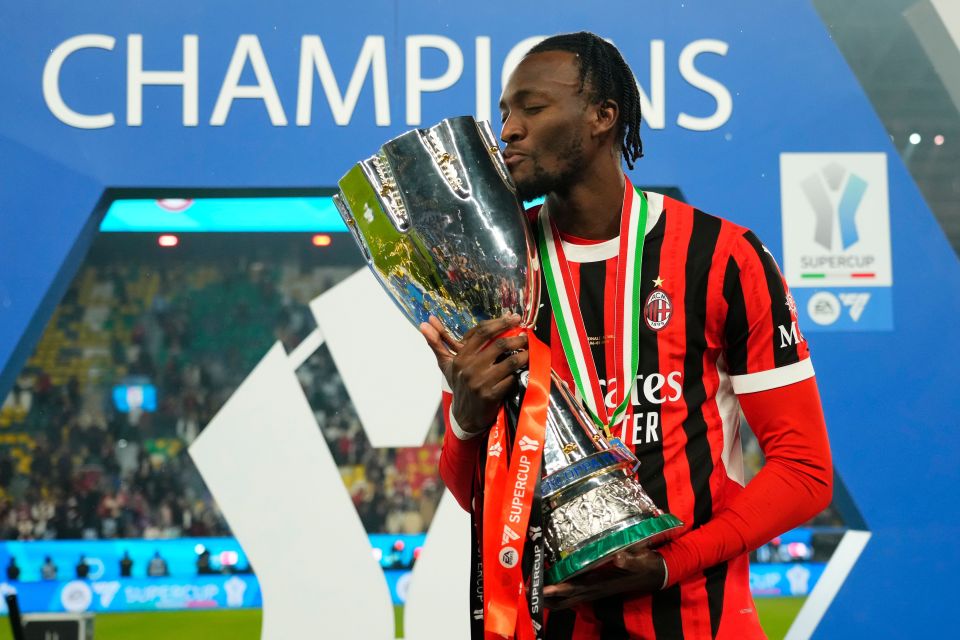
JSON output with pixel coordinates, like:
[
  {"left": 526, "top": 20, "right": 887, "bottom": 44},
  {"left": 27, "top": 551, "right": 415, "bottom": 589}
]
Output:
[
  {"left": 803, "top": 163, "right": 867, "bottom": 252},
  {"left": 780, "top": 152, "right": 892, "bottom": 288}
]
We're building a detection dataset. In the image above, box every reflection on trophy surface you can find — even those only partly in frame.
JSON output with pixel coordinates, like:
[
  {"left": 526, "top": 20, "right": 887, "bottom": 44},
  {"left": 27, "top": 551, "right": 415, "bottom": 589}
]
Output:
[{"left": 334, "top": 115, "right": 682, "bottom": 584}]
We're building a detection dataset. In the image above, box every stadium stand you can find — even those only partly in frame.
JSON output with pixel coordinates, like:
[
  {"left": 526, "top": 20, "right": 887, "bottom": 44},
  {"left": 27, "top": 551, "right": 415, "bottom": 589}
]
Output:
[{"left": 0, "top": 234, "right": 443, "bottom": 542}]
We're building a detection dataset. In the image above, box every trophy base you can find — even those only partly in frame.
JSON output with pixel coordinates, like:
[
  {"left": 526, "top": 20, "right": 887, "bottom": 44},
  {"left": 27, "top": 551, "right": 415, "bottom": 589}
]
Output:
[{"left": 545, "top": 513, "right": 683, "bottom": 585}]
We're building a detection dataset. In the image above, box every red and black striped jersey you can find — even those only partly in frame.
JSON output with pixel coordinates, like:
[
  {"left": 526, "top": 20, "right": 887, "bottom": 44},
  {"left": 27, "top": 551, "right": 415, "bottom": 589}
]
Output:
[{"left": 439, "top": 191, "right": 831, "bottom": 639}]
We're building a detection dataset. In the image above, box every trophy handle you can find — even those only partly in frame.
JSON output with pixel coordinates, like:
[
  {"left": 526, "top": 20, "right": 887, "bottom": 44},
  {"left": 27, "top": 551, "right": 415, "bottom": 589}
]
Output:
[
  {"left": 474, "top": 119, "right": 516, "bottom": 193},
  {"left": 332, "top": 193, "right": 373, "bottom": 262}
]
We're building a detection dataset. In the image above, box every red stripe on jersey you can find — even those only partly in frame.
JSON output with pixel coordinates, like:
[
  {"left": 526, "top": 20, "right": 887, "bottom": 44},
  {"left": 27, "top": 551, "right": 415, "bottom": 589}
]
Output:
[
  {"left": 734, "top": 240, "right": 776, "bottom": 374},
  {"left": 701, "top": 220, "right": 740, "bottom": 513},
  {"left": 655, "top": 201, "right": 696, "bottom": 538},
  {"left": 717, "top": 555, "right": 765, "bottom": 639},
  {"left": 623, "top": 592, "right": 655, "bottom": 639},
  {"left": 679, "top": 573, "right": 713, "bottom": 639},
  {"left": 705, "top": 220, "right": 737, "bottom": 354},
  {"left": 571, "top": 607, "right": 602, "bottom": 639}
]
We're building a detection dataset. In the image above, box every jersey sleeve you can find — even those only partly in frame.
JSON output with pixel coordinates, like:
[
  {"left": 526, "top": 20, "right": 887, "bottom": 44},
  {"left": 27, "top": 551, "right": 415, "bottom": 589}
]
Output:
[
  {"left": 722, "top": 230, "right": 814, "bottom": 394},
  {"left": 438, "top": 378, "right": 483, "bottom": 513},
  {"left": 657, "top": 376, "right": 833, "bottom": 586}
]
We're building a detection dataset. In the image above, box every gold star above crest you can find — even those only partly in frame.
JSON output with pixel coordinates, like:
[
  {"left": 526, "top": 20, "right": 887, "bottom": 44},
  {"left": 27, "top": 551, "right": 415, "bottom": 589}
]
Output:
[{"left": 653, "top": 276, "right": 665, "bottom": 288}]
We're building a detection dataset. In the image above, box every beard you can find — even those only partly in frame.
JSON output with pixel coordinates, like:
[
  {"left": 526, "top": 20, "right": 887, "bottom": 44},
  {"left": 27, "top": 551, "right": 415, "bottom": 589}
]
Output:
[{"left": 513, "top": 134, "right": 588, "bottom": 202}]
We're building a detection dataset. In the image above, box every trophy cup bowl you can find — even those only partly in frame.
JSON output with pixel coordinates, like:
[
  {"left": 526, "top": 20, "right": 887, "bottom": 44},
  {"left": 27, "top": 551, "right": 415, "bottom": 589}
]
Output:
[{"left": 334, "top": 116, "right": 682, "bottom": 584}]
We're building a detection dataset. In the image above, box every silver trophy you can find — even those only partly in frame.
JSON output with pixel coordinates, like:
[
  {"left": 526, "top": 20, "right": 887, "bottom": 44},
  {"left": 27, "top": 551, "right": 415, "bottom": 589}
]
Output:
[{"left": 334, "top": 116, "right": 682, "bottom": 584}]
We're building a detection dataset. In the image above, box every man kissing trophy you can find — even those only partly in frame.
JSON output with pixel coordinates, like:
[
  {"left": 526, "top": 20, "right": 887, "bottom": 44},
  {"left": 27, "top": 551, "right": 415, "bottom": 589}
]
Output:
[{"left": 334, "top": 116, "right": 681, "bottom": 638}]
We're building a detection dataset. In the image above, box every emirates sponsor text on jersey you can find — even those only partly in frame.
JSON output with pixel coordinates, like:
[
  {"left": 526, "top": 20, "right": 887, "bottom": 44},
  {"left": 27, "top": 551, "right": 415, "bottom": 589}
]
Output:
[{"left": 599, "top": 371, "right": 683, "bottom": 446}]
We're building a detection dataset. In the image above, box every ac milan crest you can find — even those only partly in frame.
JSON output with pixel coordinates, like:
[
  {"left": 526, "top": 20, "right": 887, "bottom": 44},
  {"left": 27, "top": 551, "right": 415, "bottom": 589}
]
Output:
[{"left": 644, "top": 289, "right": 672, "bottom": 331}]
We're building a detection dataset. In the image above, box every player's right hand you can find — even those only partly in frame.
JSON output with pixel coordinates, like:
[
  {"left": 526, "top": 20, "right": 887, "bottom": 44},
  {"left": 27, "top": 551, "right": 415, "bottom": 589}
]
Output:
[{"left": 420, "top": 314, "right": 529, "bottom": 436}]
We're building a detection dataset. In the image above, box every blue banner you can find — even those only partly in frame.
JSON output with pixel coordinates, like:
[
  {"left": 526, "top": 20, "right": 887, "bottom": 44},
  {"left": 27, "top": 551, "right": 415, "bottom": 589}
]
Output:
[
  {"left": 0, "top": 563, "right": 824, "bottom": 613},
  {"left": 0, "top": 538, "right": 250, "bottom": 583},
  {"left": 0, "top": 575, "right": 261, "bottom": 614}
]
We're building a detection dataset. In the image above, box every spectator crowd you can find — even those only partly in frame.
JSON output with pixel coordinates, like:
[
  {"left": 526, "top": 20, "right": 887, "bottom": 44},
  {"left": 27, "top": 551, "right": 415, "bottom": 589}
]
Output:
[{"left": 0, "top": 236, "right": 444, "bottom": 544}]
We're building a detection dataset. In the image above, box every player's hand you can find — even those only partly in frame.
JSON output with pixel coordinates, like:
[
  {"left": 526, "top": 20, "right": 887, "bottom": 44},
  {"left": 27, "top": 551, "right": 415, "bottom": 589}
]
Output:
[
  {"left": 419, "top": 316, "right": 464, "bottom": 386},
  {"left": 419, "top": 314, "right": 528, "bottom": 436},
  {"left": 543, "top": 544, "right": 666, "bottom": 609}
]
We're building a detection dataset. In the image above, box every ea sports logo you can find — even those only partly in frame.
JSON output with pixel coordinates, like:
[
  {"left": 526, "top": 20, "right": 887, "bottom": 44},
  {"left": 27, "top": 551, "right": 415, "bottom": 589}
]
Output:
[
  {"left": 499, "top": 547, "right": 519, "bottom": 568},
  {"left": 60, "top": 580, "right": 93, "bottom": 613},
  {"left": 644, "top": 289, "right": 672, "bottom": 331},
  {"left": 807, "top": 291, "right": 841, "bottom": 325}
]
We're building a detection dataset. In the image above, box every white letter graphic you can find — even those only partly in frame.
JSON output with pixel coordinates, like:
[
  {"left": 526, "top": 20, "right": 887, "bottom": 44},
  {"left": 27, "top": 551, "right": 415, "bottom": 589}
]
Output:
[
  {"left": 638, "top": 40, "right": 666, "bottom": 130},
  {"left": 211, "top": 35, "right": 288, "bottom": 126},
  {"left": 297, "top": 35, "right": 390, "bottom": 127},
  {"left": 677, "top": 39, "right": 733, "bottom": 131},
  {"left": 475, "top": 36, "right": 492, "bottom": 125},
  {"left": 127, "top": 35, "right": 199, "bottom": 127},
  {"left": 43, "top": 34, "right": 116, "bottom": 129},
  {"left": 406, "top": 35, "right": 464, "bottom": 125}
]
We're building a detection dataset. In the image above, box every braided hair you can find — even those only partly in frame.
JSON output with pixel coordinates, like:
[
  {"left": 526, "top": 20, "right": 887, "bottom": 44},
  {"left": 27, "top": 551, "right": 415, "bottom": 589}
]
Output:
[{"left": 527, "top": 32, "right": 644, "bottom": 169}]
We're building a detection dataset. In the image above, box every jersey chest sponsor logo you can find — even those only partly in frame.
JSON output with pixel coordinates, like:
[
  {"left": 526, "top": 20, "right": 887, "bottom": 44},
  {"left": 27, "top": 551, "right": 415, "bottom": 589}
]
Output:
[
  {"left": 644, "top": 289, "right": 673, "bottom": 331},
  {"left": 600, "top": 371, "right": 683, "bottom": 448}
]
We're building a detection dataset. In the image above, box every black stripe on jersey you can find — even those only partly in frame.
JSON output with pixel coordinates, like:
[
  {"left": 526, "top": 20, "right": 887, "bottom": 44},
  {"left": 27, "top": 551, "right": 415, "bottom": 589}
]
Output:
[
  {"left": 545, "top": 608, "right": 576, "bottom": 640},
  {"left": 652, "top": 586, "right": 683, "bottom": 640},
  {"left": 579, "top": 260, "right": 609, "bottom": 382},
  {"left": 682, "top": 210, "right": 721, "bottom": 529},
  {"left": 741, "top": 231, "right": 796, "bottom": 368},
  {"left": 533, "top": 262, "right": 553, "bottom": 346},
  {"left": 704, "top": 562, "right": 727, "bottom": 638},
  {"left": 722, "top": 256, "right": 749, "bottom": 376},
  {"left": 683, "top": 211, "right": 728, "bottom": 636},
  {"left": 595, "top": 596, "right": 629, "bottom": 639}
]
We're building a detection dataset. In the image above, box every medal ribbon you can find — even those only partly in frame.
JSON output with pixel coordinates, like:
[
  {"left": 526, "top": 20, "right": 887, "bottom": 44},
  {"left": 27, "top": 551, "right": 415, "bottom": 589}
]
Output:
[
  {"left": 481, "top": 332, "right": 551, "bottom": 639},
  {"left": 536, "top": 179, "right": 647, "bottom": 433}
]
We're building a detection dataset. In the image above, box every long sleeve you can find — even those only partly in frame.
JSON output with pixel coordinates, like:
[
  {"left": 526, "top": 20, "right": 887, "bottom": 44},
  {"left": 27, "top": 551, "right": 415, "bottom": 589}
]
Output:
[
  {"left": 657, "top": 376, "right": 833, "bottom": 586},
  {"left": 438, "top": 383, "right": 484, "bottom": 512}
]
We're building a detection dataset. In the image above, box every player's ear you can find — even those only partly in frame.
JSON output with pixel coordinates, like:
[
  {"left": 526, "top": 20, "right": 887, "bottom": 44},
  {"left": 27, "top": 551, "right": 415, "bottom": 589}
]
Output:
[{"left": 593, "top": 98, "right": 619, "bottom": 140}]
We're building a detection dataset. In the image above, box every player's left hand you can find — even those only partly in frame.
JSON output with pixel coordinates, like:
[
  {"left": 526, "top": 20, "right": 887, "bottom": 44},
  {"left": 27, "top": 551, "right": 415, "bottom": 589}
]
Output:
[{"left": 543, "top": 544, "right": 666, "bottom": 610}]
